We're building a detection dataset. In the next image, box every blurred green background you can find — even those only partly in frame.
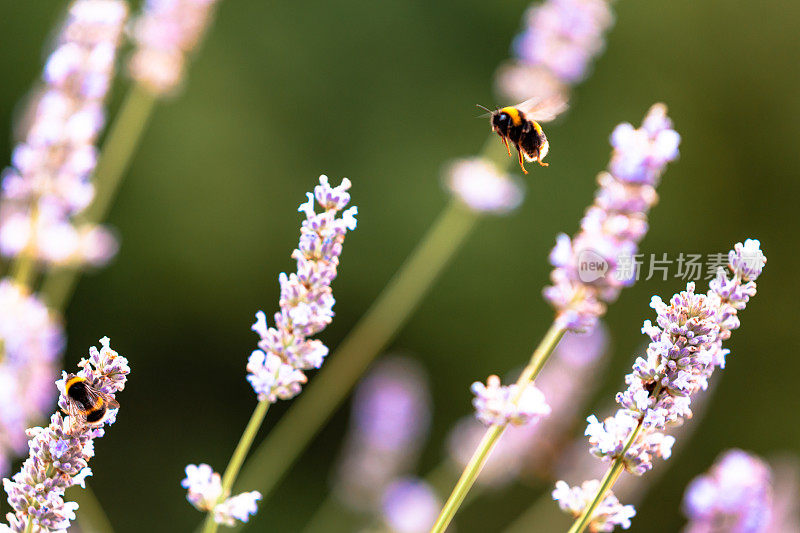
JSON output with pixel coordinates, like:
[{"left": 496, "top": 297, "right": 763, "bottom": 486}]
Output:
[{"left": 1, "top": 0, "right": 799, "bottom": 531}]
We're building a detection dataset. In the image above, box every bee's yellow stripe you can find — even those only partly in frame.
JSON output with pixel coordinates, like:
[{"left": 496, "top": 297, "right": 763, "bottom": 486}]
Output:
[
  {"left": 65, "top": 375, "right": 85, "bottom": 389},
  {"left": 531, "top": 121, "right": 543, "bottom": 134},
  {"left": 500, "top": 106, "right": 523, "bottom": 127}
]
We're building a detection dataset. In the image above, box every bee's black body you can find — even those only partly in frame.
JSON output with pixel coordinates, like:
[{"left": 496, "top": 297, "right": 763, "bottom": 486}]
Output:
[
  {"left": 490, "top": 107, "right": 549, "bottom": 173},
  {"left": 64, "top": 374, "right": 117, "bottom": 425}
]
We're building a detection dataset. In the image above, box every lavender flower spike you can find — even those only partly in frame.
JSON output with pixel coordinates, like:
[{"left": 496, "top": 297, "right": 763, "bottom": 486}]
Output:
[
  {"left": 496, "top": 0, "right": 614, "bottom": 102},
  {"left": 0, "top": 280, "right": 65, "bottom": 479},
  {"left": 130, "top": 0, "right": 224, "bottom": 95},
  {"left": 2, "top": 337, "right": 129, "bottom": 532},
  {"left": 544, "top": 104, "right": 680, "bottom": 332},
  {"left": 247, "top": 175, "right": 357, "bottom": 403},
  {"left": 181, "top": 464, "right": 262, "bottom": 526},
  {"left": 0, "top": 0, "right": 127, "bottom": 268},
  {"left": 554, "top": 240, "right": 767, "bottom": 531},
  {"left": 471, "top": 375, "right": 551, "bottom": 427},
  {"left": 682, "top": 449, "right": 772, "bottom": 533}
]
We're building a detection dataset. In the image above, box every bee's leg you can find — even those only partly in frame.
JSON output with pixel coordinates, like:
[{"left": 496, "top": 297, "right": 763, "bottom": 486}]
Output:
[
  {"left": 517, "top": 148, "right": 528, "bottom": 174},
  {"left": 501, "top": 136, "right": 512, "bottom": 156}
]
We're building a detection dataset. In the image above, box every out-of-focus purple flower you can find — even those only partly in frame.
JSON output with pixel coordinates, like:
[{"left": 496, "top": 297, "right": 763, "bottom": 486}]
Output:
[
  {"left": 0, "top": 0, "right": 126, "bottom": 268},
  {"left": 334, "top": 356, "right": 431, "bottom": 510},
  {"left": 543, "top": 104, "right": 680, "bottom": 332},
  {"left": 3, "top": 337, "right": 128, "bottom": 531},
  {"left": 470, "top": 375, "right": 550, "bottom": 427},
  {"left": 129, "top": 0, "right": 223, "bottom": 95},
  {"left": 247, "top": 176, "right": 357, "bottom": 403},
  {"left": 381, "top": 478, "right": 441, "bottom": 533},
  {"left": 444, "top": 158, "right": 524, "bottom": 214},
  {"left": 447, "top": 323, "right": 609, "bottom": 487},
  {"left": 683, "top": 449, "right": 773, "bottom": 533},
  {"left": 0, "top": 280, "right": 65, "bottom": 478},
  {"left": 553, "top": 479, "right": 635, "bottom": 532},
  {"left": 553, "top": 240, "right": 767, "bottom": 531},
  {"left": 496, "top": 0, "right": 614, "bottom": 102},
  {"left": 181, "top": 464, "right": 262, "bottom": 526}
]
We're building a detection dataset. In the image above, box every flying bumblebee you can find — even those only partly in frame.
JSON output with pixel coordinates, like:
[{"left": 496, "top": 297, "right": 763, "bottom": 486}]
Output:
[
  {"left": 63, "top": 374, "right": 119, "bottom": 426},
  {"left": 480, "top": 95, "right": 568, "bottom": 174}
]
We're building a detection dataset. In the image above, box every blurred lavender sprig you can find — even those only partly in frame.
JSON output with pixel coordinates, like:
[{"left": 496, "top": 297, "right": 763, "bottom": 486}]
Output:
[
  {"left": 555, "top": 239, "right": 767, "bottom": 532},
  {"left": 447, "top": 324, "right": 609, "bottom": 488},
  {"left": 129, "top": 0, "right": 224, "bottom": 95},
  {"left": 2, "top": 337, "right": 128, "bottom": 531},
  {"left": 0, "top": 0, "right": 127, "bottom": 268},
  {"left": 496, "top": 0, "right": 614, "bottom": 102},
  {"left": 380, "top": 477, "right": 442, "bottom": 533},
  {"left": 333, "top": 356, "right": 431, "bottom": 511},
  {"left": 682, "top": 449, "right": 772, "bottom": 533},
  {"left": 544, "top": 103, "right": 680, "bottom": 332},
  {"left": 0, "top": 281, "right": 65, "bottom": 479},
  {"left": 247, "top": 175, "right": 358, "bottom": 403}
]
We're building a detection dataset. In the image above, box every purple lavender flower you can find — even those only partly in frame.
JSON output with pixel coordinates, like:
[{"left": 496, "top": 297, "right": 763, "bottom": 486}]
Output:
[
  {"left": 2, "top": 337, "right": 128, "bottom": 531},
  {"left": 553, "top": 479, "right": 635, "bottom": 532},
  {"left": 554, "top": 240, "right": 767, "bottom": 531},
  {"left": 334, "top": 357, "right": 431, "bottom": 510},
  {"left": 470, "top": 375, "right": 551, "bottom": 427},
  {"left": 444, "top": 158, "right": 524, "bottom": 214},
  {"left": 496, "top": 0, "right": 614, "bottom": 102},
  {"left": 247, "top": 176, "right": 357, "bottom": 403},
  {"left": 543, "top": 104, "right": 680, "bottom": 332},
  {"left": 181, "top": 464, "right": 262, "bottom": 526},
  {"left": 0, "top": 280, "right": 65, "bottom": 478},
  {"left": 381, "top": 478, "right": 442, "bottom": 533},
  {"left": 129, "top": 0, "right": 223, "bottom": 95},
  {"left": 683, "top": 449, "right": 773, "bottom": 533},
  {"left": 448, "top": 323, "right": 609, "bottom": 487},
  {"left": 0, "top": 0, "right": 126, "bottom": 267}
]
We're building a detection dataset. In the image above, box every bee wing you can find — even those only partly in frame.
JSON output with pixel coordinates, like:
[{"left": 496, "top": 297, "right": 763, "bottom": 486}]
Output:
[
  {"left": 105, "top": 396, "right": 120, "bottom": 410},
  {"left": 65, "top": 400, "right": 88, "bottom": 424},
  {"left": 516, "top": 94, "right": 568, "bottom": 123},
  {"left": 81, "top": 383, "right": 120, "bottom": 410}
]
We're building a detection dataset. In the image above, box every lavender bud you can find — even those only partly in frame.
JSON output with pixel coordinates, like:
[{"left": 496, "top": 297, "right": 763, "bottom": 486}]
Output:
[
  {"left": 470, "top": 375, "right": 551, "bottom": 427},
  {"left": 444, "top": 158, "right": 524, "bottom": 214},
  {"left": 552, "top": 479, "right": 635, "bottom": 532}
]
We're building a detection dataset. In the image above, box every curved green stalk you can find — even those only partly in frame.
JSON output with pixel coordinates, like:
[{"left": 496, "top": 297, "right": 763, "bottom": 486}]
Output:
[{"left": 429, "top": 322, "right": 566, "bottom": 533}]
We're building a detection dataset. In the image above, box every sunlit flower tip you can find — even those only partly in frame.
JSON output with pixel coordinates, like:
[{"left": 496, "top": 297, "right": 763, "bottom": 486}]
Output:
[
  {"left": 553, "top": 479, "right": 635, "bottom": 532},
  {"left": 444, "top": 158, "right": 524, "bottom": 214},
  {"left": 471, "top": 375, "right": 550, "bottom": 427},
  {"left": 0, "top": 279, "right": 65, "bottom": 476},
  {"left": 543, "top": 105, "right": 679, "bottom": 333},
  {"left": 247, "top": 176, "right": 356, "bottom": 402},
  {"left": 683, "top": 449, "right": 773, "bottom": 533},
  {"left": 129, "top": 0, "right": 223, "bottom": 95},
  {"left": 182, "top": 463, "right": 224, "bottom": 511},
  {"left": 213, "top": 491, "right": 262, "bottom": 526},
  {"left": 3, "top": 338, "right": 128, "bottom": 532},
  {"left": 728, "top": 239, "right": 766, "bottom": 281},
  {"left": 381, "top": 478, "right": 441, "bottom": 533}
]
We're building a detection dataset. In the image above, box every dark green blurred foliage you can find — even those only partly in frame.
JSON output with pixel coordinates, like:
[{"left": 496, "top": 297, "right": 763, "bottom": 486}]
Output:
[{"left": 1, "top": 0, "right": 799, "bottom": 531}]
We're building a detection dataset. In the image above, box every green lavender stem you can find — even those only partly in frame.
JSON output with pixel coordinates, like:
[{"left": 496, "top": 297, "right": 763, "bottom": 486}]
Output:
[
  {"left": 201, "top": 400, "right": 272, "bottom": 533},
  {"left": 566, "top": 420, "right": 644, "bottom": 533},
  {"left": 429, "top": 322, "right": 566, "bottom": 533},
  {"left": 41, "top": 84, "right": 156, "bottom": 311}
]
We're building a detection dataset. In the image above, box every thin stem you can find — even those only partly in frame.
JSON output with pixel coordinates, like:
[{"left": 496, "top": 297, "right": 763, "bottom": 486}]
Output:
[
  {"left": 201, "top": 400, "right": 271, "bottom": 533},
  {"left": 9, "top": 203, "right": 41, "bottom": 290},
  {"left": 71, "top": 484, "right": 116, "bottom": 533},
  {"left": 232, "top": 199, "right": 479, "bottom": 504},
  {"left": 429, "top": 322, "right": 566, "bottom": 533},
  {"left": 41, "top": 84, "right": 157, "bottom": 311},
  {"left": 566, "top": 420, "right": 644, "bottom": 533}
]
